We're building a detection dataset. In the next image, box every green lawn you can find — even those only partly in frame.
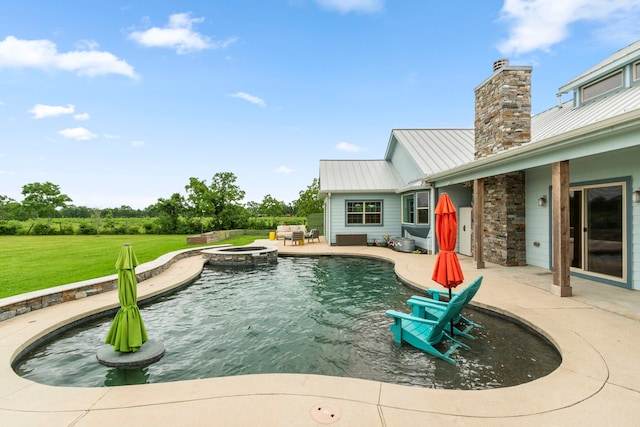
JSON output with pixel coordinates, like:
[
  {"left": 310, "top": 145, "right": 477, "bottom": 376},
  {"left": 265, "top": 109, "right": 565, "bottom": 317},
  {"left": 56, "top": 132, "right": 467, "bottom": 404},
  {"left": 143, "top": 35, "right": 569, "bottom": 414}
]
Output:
[{"left": 0, "top": 235, "right": 263, "bottom": 299}]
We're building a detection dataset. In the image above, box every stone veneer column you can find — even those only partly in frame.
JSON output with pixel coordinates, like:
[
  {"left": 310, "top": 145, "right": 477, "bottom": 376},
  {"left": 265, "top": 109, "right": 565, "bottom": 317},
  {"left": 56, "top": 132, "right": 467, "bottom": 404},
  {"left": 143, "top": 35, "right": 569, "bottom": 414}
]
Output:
[
  {"left": 475, "top": 64, "right": 532, "bottom": 157},
  {"left": 483, "top": 172, "right": 526, "bottom": 266},
  {"left": 473, "top": 61, "right": 531, "bottom": 267}
]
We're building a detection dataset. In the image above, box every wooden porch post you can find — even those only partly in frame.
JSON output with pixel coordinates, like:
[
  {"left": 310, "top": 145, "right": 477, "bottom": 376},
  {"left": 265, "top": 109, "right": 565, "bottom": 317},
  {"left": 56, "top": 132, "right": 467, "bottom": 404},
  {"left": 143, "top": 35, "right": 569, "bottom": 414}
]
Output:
[
  {"left": 551, "top": 161, "right": 572, "bottom": 296},
  {"left": 473, "top": 178, "right": 485, "bottom": 269}
]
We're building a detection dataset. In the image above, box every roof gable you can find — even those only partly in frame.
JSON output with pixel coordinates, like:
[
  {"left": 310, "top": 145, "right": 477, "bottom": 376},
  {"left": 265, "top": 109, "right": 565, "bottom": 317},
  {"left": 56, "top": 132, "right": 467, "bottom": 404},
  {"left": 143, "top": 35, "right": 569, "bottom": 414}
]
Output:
[
  {"left": 559, "top": 39, "right": 640, "bottom": 93},
  {"left": 386, "top": 129, "right": 474, "bottom": 176}
]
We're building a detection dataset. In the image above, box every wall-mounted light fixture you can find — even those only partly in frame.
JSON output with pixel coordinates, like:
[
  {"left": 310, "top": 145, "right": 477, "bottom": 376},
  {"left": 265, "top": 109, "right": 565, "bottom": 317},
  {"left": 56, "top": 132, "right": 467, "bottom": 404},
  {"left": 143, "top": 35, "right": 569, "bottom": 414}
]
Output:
[
  {"left": 538, "top": 196, "right": 547, "bottom": 207},
  {"left": 633, "top": 189, "right": 640, "bottom": 203}
]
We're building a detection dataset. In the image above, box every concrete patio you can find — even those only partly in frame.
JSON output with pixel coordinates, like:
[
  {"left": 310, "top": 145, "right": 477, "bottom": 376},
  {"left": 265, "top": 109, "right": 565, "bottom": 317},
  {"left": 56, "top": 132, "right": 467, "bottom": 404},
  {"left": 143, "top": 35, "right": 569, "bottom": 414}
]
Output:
[{"left": 1, "top": 238, "right": 639, "bottom": 426}]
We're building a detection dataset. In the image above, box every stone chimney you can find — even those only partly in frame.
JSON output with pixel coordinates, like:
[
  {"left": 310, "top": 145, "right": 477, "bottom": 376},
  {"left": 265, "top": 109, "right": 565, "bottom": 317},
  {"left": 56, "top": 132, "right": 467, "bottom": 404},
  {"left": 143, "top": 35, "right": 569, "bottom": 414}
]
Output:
[
  {"left": 474, "top": 59, "right": 532, "bottom": 159},
  {"left": 473, "top": 59, "right": 531, "bottom": 267}
]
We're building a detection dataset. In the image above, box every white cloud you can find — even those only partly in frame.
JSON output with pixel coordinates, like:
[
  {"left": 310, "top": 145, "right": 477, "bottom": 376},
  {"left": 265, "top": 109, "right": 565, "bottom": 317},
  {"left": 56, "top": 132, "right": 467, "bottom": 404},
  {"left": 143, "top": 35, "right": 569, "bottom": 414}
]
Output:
[
  {"left": 336, "top": 141, "right": 363, "bottom": 152},
  {"left": 131, "top": 140, "right": 145, "bottom": 147},
  {"left": 316, "top": 0, "right": 383, "bottom": 13},
  {"left": 0, "top": 36, "right": 137, "bottom": 79},
  {"left": 274, "top": 166, "right": 294, "bottom": 174},
  {"left": 230, "top": 92, "right": 266, "bottom": 107},
  {"left": 58, "top": 127, "right": 97, "bottom": 140},
  {"left": 74, "top": 112, "right": 90, "bottom": 120},
  {"left": 129, "top": 12, "right": 238, "bottom": 54},
  {"left": 75, "top": 39, "right": 100, "bottom": 50},
  {"left": 29, "top": 103, "right": 75, "bottom": 119},
  {"left": 498, "top": 0, "right": 640, "bottom": 56}
]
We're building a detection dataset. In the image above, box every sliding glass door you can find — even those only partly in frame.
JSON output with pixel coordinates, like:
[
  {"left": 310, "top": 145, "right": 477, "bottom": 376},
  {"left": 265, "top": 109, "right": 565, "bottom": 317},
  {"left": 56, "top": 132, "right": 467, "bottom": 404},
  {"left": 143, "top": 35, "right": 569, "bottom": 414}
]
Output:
[{"left": 569, "top": 182, "right": 625, "bottom": 280}]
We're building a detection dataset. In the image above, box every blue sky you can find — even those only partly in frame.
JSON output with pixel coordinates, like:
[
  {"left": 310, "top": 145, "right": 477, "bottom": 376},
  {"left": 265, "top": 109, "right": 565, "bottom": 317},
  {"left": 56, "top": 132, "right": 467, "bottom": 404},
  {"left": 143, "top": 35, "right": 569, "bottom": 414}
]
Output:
[{"left": 1, "top": 0, "right": 639, "bottom": 209}]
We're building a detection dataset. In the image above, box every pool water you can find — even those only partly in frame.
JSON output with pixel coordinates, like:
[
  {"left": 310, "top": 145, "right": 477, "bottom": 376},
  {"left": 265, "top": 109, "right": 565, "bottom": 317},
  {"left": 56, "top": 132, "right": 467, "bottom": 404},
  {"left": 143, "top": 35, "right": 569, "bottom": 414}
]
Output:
[{"left": 14, "top": 256, "right": 561, "bottom": 389}]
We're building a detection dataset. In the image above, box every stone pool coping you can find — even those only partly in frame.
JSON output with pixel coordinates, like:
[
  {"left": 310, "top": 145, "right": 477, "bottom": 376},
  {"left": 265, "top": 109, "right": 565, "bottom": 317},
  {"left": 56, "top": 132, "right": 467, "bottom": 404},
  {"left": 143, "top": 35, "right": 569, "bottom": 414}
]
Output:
[{"left": 0, "top": 240, "right": 639, "bottom": 425}]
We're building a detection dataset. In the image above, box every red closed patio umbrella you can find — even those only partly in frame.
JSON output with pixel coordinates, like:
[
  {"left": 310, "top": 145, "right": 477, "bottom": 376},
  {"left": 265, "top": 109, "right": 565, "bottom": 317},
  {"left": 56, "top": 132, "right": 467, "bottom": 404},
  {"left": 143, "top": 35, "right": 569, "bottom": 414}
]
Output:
[{"left": 431, "top": 193, "right": 464, "bottom": 335}]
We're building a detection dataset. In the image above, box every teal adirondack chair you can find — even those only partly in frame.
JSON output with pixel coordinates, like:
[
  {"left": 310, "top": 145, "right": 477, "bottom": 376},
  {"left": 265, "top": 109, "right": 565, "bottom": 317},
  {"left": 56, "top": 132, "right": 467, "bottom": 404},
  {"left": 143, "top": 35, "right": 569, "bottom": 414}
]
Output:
[
  {"left": 385, "top": 293, "right": 470, "bottom": 365},
  {"left": 408, "top": 276, "right": 483, "bottom": 340}
]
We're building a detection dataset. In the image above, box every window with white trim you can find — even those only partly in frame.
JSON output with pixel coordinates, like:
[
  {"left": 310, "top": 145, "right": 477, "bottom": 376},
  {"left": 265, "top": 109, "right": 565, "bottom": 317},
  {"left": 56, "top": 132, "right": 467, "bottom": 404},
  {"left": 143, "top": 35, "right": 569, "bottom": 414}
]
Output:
[
  {"left": 401, "top": 191, "right": 430, "bottom": 225},
  {"left": 346, "top": 200, "right": 382, "bottom": 225},
  {"left": 416, "top": 191, "right": 429, "bottom": 225},
  {"left": 402, "top": 194, "right": 414, "bottom": 223}
]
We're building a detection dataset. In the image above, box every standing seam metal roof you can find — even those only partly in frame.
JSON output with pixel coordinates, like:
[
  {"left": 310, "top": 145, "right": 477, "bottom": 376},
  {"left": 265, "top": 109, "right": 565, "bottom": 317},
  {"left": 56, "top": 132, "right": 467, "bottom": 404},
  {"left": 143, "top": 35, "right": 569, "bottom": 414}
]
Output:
[
  {"left": 532, "top": 84, "right": 640, "bottom": 143},
  {"left": 388, "top": 129, "right": 475, "bottom": 176},
  {"left": 319, "top": 160, "right": 404, "bottom": 193}
]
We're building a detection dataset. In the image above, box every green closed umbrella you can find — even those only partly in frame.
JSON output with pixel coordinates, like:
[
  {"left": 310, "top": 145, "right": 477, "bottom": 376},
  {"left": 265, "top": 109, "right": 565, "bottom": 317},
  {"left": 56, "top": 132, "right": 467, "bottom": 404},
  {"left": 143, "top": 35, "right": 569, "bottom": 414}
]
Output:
[{"left": 105, "top": 244, "right": 148, "bottom": 352}]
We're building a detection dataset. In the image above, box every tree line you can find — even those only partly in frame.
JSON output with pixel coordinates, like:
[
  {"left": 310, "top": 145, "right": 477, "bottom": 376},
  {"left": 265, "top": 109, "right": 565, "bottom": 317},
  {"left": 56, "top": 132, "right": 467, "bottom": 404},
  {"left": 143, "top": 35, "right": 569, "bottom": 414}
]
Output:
[{"left": 0, "top": 173, "right": 323, "bottom": 235}]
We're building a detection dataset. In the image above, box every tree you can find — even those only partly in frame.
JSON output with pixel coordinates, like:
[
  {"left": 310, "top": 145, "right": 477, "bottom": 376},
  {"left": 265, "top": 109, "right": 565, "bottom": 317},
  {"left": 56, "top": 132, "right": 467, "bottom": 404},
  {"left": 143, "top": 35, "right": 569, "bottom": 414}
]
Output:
[
  {"left": 259, "top": 194, "right": 285, "bottom": 217},
  {"left": 21, "top": 182, "right": 72, "bottom": 227},
  {"left": 184, "top": 172, "right": 246, "bottom": 230},
  {"left": 0, "top": 195, "right": 17, "bottom": 220},
  {"left": 155, "top": 193, "right": 186, "bottom": 233},
  {"left": 184, "top": 177, "right": 212, "bottom": 216},
  {"left": 293, "top": 178, "right": 323, "bottom": 217},
  {"left": 209, "top": 172, "right": 245, "bottom": 215},
  {"left": 244, "top": 201, "right": 261, "bottom": 216}
]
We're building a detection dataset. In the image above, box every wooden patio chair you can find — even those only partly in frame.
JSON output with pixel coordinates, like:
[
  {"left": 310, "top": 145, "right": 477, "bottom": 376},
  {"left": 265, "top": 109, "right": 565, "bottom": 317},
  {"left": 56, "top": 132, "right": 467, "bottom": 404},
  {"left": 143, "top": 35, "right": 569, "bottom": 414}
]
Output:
[
  {"left": 305, "top": 228, "right": 320, "bottom": 243},
  {"left": 285, "top": 230, "right": 305, "bottom": 245}
]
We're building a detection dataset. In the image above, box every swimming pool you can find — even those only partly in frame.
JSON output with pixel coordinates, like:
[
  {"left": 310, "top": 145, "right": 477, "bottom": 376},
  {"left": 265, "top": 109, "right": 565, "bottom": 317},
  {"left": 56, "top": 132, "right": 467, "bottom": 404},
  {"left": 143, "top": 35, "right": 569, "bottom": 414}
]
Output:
[{"left": 13, "top": 256, "right": 560, "bottom": 389}]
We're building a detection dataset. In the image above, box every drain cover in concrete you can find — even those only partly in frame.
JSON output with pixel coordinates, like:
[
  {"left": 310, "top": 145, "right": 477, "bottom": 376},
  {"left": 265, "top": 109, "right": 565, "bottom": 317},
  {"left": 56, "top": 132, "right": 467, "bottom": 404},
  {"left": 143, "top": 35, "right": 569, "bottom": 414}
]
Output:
[
  {"left": 96, "top": 339, "right": 165, "bottom": 368},
  {"left": 310, "top": 402, "right": 341, "bottom": 424}
]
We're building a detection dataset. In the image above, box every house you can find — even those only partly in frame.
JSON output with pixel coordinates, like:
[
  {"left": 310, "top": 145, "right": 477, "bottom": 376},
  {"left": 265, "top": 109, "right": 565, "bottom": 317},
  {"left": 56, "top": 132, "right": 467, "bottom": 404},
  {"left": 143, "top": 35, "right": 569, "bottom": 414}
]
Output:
[{"left": 319, "top": 40, "right": 640, "bottom": 293}]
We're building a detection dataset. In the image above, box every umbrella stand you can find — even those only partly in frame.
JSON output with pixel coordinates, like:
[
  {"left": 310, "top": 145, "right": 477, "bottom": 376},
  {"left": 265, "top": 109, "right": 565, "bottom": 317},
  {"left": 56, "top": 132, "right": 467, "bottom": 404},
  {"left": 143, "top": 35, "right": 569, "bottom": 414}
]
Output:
[
  {"left": 449, "top": 288, "right": 454, "bottom": 337},
  {"left": 97, "top": 243, "right": 165, "bottom": 368}
]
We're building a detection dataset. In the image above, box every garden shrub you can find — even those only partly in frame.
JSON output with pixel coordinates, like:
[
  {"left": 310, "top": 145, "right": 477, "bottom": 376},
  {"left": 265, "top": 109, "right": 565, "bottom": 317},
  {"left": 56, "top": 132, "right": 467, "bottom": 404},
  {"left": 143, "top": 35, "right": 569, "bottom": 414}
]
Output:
[
  {"left": 77, "top": 223, "right": 97, "bottom": 235},
  {"left": 0, "top": 221, "right": 19, "bottom": 235},
  {"left": 31, "top": 223, "right": 51, "bottom": 235}
]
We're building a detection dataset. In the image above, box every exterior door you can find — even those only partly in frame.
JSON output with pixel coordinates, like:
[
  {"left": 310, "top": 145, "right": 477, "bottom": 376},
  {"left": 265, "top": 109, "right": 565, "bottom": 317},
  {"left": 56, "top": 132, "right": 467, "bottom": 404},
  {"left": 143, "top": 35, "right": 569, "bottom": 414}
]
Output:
[
  {"left": 569, "top": 183, "right": 625, "bottom": 281},
  {"left": 459, "top": 207, "right": 472, "bottom": 256}
]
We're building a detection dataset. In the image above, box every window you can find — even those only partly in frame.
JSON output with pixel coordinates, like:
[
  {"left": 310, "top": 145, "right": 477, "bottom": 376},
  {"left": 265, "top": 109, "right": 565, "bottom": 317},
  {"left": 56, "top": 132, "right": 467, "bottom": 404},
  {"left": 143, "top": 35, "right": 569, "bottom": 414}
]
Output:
[
  {"left": 402, "top": 194, "right": 414, "bottom": 223},
  {"left": 401, "top": 191, "right": 430, "bottom": 225},
  {"left": 635, "top": 61, "right": 640, "bottom": 81},
  {"left": 582, "top": 71, "right": 622, "bottom": 102},
  {"left": 416, "top": 191, "right": 429, "bottom": 225},
  {"left": 346, "top": 200, "right": 382, "bottom": 225}
]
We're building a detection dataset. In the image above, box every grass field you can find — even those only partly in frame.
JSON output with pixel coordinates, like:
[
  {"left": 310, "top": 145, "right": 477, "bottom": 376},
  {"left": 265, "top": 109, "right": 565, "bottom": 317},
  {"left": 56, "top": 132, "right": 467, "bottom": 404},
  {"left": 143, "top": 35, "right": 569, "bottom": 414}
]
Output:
[{"left": 0, "top": 235, "right": 264, "bottom": 299}]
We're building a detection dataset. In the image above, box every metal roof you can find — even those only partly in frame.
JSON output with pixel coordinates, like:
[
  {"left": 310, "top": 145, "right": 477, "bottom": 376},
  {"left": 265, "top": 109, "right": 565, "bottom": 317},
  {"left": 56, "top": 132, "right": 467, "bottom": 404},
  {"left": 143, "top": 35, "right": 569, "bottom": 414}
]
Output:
[
  {"left": 424, "top": 84, "right": 640, "bottom": 184},
  {"left": 532, "top": 83, "right": 640, "bottom": 143},
  {"left": 319, "top": 160, "right": 404, "bottom": 194},
  {"left": 387, "top": 129, "right": 475, "bottom": 175}
]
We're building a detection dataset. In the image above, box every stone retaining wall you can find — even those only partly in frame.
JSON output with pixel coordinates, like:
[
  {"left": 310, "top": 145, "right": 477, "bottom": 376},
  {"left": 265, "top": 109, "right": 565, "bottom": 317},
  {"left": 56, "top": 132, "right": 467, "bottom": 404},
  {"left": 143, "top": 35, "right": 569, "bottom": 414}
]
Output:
[{"left": 0, "top": 247, "right": 207, "bottom": 322}]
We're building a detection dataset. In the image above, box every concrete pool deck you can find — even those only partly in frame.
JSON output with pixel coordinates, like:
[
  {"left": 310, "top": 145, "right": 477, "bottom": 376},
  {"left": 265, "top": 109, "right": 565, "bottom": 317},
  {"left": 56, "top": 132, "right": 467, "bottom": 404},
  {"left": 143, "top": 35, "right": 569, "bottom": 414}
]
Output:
[{"left": 1, "top": 239, "right": 639, "bottom": 426}]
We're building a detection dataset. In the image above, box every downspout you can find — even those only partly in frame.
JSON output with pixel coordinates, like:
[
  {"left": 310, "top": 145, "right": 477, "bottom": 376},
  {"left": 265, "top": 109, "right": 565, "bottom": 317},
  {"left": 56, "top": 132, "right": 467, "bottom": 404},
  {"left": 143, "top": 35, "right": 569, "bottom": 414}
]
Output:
[{"left": 325, "top": 193, "right": 331, "bottom": 245}]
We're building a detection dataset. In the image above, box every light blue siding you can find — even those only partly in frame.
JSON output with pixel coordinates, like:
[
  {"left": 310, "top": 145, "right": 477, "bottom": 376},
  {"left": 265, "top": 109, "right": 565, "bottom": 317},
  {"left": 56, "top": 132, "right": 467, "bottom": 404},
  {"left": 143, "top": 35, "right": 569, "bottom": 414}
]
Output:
[
  {"left": 388, "top": 142, "right": 422, "bottom": 184},
  {"left": 328, "top": 193, "right": 402, "bottom": 245},
  {"left": 570, "top": 147, "right": 640, "bottom": 290},
  {"left": 525, "top": 146, "right": 640, "bottom": 290},
  {"left": 434, "top": 184, "right": 473, "bottom": 254},
  {"left": 525, "top": 166, "right": 552, "bottom": 269}
]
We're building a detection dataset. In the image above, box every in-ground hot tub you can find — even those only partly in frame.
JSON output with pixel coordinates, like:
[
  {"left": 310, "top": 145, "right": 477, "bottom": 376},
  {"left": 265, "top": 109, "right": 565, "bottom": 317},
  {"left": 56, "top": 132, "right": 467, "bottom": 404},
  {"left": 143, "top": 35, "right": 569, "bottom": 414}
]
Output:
[{"left": 202, "top": 245, "right": 278, "bottom": 267}]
